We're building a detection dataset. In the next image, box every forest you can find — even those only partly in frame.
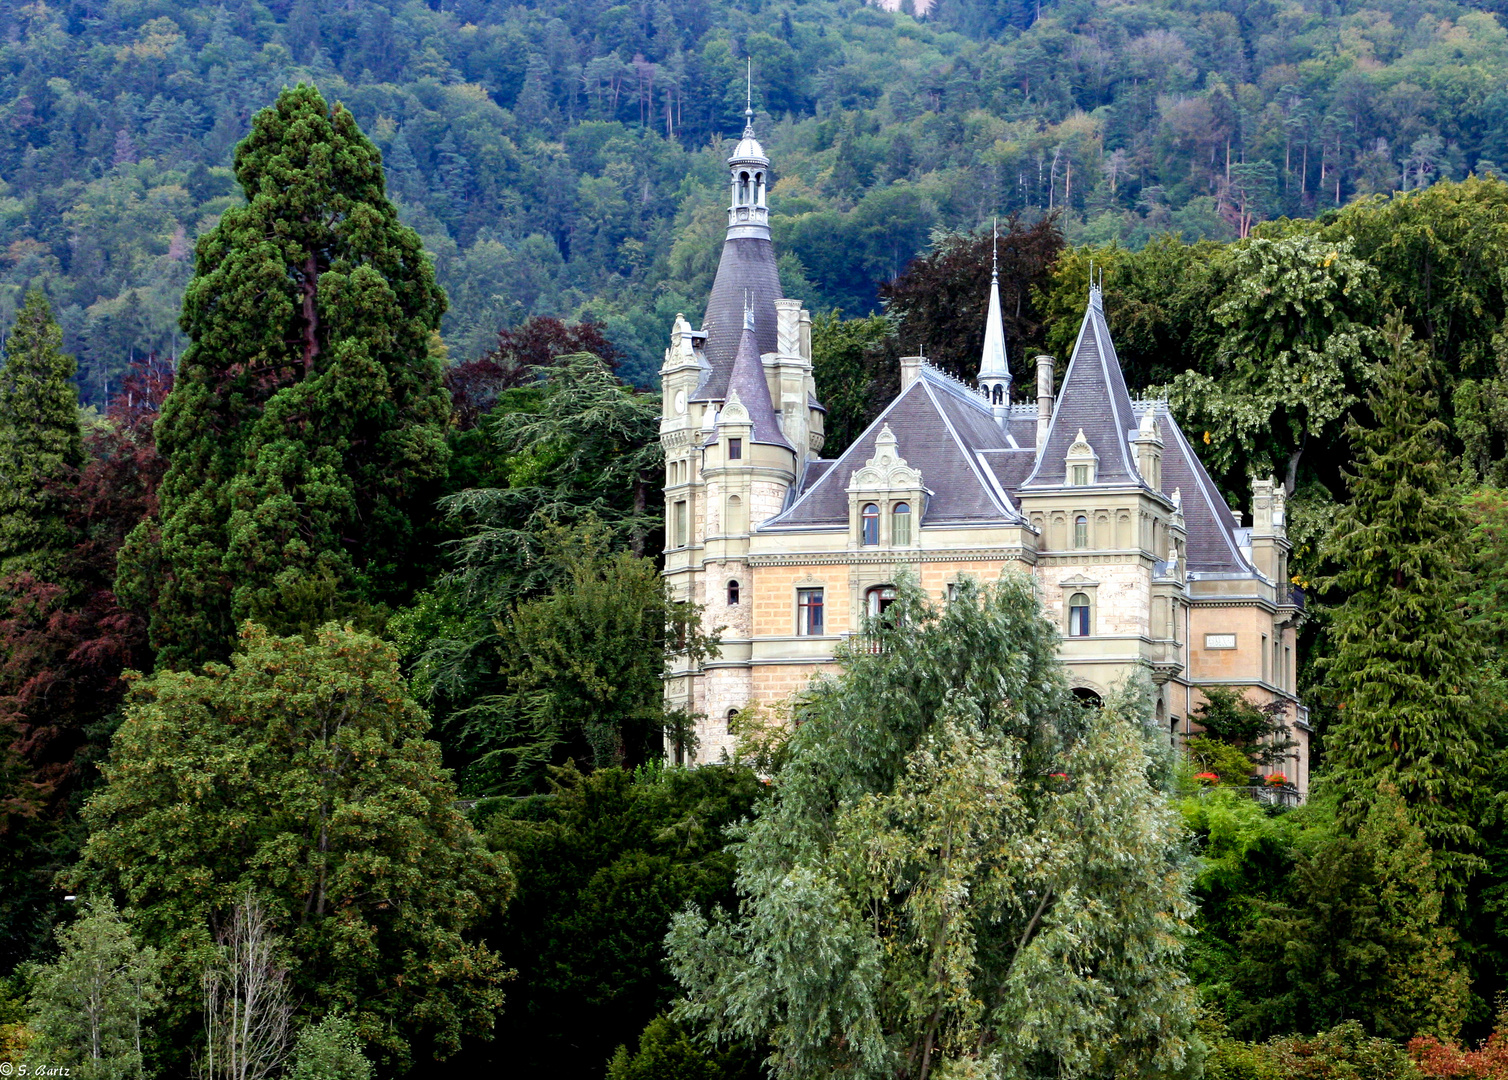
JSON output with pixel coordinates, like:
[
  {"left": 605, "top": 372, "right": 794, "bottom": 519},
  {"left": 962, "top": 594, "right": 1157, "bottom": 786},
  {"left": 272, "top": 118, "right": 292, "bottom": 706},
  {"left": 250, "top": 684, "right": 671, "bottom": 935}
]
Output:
[
  {"left": 3, "top": 0, "right": 1508, "bottom": 1075},
  {"left": 4, "top": 0, "right": 1508, "bottom": 393}
]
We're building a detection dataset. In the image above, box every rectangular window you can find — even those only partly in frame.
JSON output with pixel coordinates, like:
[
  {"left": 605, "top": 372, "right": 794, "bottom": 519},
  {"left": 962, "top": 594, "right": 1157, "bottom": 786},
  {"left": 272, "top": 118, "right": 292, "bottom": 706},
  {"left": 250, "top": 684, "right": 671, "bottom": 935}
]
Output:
[
  {"left": 1285, "top": 646, "right": 1292, "bottom": 692},
  {"left": 1072, "top": 464, "right": 1089, "bottom": 485},
  {"left": 728, "top": 438, "right": 742, "bottom": 460},
  {"left": 1262, "top": 633, "right": 1269, "bottom": 682},
  {"left": 674, "top": 500, "right": 688, "bottom": 548},
  {"left": 797, "top": 588, "right": 824, "bottom": 635}
]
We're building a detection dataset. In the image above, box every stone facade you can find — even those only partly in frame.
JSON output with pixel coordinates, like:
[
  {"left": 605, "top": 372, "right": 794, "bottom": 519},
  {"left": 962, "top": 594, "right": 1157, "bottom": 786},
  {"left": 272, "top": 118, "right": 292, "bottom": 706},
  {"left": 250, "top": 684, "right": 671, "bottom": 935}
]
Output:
[{"left": 661, "top": 117, "right": 1310, "bottom": 796}]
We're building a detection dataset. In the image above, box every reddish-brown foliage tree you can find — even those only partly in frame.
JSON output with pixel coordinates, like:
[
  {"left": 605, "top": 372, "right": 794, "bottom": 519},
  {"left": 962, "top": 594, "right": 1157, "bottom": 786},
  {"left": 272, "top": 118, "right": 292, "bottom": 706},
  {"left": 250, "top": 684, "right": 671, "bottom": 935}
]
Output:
[
  {"left": 0, "top": 353, "right": 170, "bottom": 813},
  {"left": 445, "top": 316, "right": 622, "bottom": 428},
  {"left": 878, "top": 213, "right": 1063, "bottom": 392},
  {"left": 1412, "top": 1005, "right": 1508, "bottom": 1079}
]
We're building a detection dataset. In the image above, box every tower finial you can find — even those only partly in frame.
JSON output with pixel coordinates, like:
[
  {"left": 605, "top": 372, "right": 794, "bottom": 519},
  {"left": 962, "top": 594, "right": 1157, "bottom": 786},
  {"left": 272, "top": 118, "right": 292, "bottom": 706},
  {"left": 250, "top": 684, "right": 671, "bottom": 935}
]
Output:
[
  {"left": 992, "top": 216, "right": 999, "bottom": 285},
  {"left": 745, "top": 59, "right": 754, "bottom": 134}
]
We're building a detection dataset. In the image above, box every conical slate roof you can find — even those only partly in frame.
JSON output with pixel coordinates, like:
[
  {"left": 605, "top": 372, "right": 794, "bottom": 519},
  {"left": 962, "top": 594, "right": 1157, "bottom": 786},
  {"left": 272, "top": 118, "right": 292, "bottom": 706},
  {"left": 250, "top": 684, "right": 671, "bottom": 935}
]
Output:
[
  {"left": 722, "top": 313, "right": 791, "bottom": 449},
  {"left": 693, "top": 237, "right": 782, "bottom": 402}
]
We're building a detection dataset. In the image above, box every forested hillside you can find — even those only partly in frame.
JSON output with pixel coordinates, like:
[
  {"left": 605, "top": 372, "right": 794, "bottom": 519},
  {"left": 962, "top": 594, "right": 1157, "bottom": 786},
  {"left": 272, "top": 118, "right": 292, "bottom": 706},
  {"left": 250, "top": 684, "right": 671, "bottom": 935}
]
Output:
[{"left": 3, "top": 0, "right": 1508, "bottom": 394}]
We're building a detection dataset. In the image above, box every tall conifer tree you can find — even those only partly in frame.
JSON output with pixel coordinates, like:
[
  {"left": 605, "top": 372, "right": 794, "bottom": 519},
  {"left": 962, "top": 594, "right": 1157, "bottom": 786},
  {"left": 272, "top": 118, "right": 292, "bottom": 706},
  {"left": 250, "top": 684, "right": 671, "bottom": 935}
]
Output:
[
  {"left": 117, "top": 85, "right": 450, "bottom": 669},
  {"left": 1320, "top": 317, "right": 1489, "bottom": 893},
  {"left": 0, "top": 291, "right": 83, "bottom": 575}
]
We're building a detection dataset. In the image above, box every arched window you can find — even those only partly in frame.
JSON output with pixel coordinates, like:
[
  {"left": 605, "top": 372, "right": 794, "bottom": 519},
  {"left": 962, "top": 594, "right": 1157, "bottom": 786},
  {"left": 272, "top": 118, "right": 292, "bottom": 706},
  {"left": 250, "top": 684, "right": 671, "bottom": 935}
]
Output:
[
  {"left": 1072, "top": 687, "right": 1103, "bottom": 708},
  {"left": 738, "top": 171, "right": 750, "bottom": 203},
  {"left": 861, "top": 502, "right": 880, "bottom": 546},
  {"left": 727, "top": 580, "right": 740, "bottom": 605},
  {"left": 992, "top": 384, "right": 1003, "bottom": 404},
  {"left": 891, "top": 502, "right": 911, "bottom": 545},
  {"left": 1073, "top": 514, "right": 1088, "bottom": 548},
  {"left": 726, "top": 708, "right": 739, "bottom": 733},
  {"left": 1068, "top": 592, "right": 1091, "bottom": 637},
  {"left": 754, "top": 171, "right": 764, "bottom": 202}
]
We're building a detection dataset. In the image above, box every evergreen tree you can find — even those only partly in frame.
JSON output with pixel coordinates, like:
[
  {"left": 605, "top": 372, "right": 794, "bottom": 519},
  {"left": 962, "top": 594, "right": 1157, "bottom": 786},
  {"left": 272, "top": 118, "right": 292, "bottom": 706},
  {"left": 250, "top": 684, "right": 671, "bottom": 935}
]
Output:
[
  {"left": 0, "top": 291, "right": 83, "bottom": 576},
  {"left": 1319, "top": 317, "right": 1490, "bottom": 894},
  {"left": 116, "top": 84, "right": 450, "bottom": 669}
]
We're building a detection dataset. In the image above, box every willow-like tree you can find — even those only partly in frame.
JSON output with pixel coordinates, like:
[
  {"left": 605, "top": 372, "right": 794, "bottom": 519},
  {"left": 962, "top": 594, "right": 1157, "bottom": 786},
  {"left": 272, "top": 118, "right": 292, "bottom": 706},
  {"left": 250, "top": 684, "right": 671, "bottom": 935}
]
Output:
[
  {"left": 667, "top": 575, "right": 1199, "bottom": 1080},
  {"left": 0, "top": 290, "right": 83, "bottom": 576},
  {"left": 1319, "top": 317, "right": 1490, "bottom": 896},
  {"left": 117, "top": 84, "right": 450, "bottom": 669}
]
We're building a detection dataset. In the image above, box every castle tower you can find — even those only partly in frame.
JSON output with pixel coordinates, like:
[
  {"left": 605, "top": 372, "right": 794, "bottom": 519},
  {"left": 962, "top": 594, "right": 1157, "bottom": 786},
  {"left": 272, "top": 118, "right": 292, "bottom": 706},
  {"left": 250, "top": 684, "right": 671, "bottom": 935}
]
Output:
[{"left": 660, "top": 96, "right": 821, "bottom": 758}]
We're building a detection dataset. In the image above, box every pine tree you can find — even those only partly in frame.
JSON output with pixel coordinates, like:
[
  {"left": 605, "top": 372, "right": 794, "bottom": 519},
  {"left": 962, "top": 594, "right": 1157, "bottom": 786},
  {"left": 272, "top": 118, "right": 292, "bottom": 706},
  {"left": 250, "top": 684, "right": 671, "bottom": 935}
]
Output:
[
  {"left": 1319, "top": 316, "right": 1490, "bottom": 894},
  {"left": 116, "top": 84, "right": 450, "bottom": 669},
  {"left": 0, "top": 291, "right": 83, "bottom": 576}
]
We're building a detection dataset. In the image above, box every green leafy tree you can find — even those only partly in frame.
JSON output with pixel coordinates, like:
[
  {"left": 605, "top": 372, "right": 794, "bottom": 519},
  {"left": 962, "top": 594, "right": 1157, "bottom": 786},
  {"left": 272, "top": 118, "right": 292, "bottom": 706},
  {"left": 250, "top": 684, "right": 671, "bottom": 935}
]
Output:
[
  {"left": 1233, "top": 787, "right": 1469, "bottom": 1042},
  {"left": 607, "top": 1014, "right": 762, "bottom": 1080},
  {"left": 1191, "top": 687, "right": 1296, "bottom": 772},
  {"left": 667, "top": 575, "right": 1199, "bottom": 1080},
  {"left": 27, "top": 896, "right": 161, "bottom": 1080},
  {"left": 0, "top": 290, "right": 83, "bottom": 574},
  {"left": 477, "top": 763, "right": 763, "bottom": 1079},
  {"left": 809, "top": 311, "right": 893, "bottom": 458},
  {"left": 469, "top": 527, "right": 717, "bottom": 789},
  {"left": 1163, "top": 231, "right": 1377, "bottom": 493},
  {"left": 1318, "top": 318, "right": 1490, "bottom": 894},
  {"left": 288, "top": 1014, "right": 373, "bottom": 1080},
  {"left": 117, "top": 84, "right": 450, "bottom": 669},
  {"left": 74, "top": 623, "right": 509, "bottom": 1071}
]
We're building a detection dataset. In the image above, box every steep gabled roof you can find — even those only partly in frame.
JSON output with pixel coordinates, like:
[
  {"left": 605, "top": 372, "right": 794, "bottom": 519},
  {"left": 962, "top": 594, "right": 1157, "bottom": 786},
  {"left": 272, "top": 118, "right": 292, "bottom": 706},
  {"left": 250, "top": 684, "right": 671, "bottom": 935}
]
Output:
[
  {"left": 1148, "top": 406, "right": 1252, "bottom": 575},
  {"left": 1022, "top": 287, "right": 1141, "bottom": 487},
  {"left": 763, "top": 366, "right": 1021, "bottom": 530}
]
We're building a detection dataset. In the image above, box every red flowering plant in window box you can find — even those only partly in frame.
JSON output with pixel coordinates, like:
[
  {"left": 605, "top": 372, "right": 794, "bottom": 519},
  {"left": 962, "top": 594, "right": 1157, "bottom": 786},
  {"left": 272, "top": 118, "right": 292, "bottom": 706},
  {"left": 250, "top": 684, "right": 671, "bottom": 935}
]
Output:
[{"left": 1264, "top": 772, "right": 1290, "bottom": 787}]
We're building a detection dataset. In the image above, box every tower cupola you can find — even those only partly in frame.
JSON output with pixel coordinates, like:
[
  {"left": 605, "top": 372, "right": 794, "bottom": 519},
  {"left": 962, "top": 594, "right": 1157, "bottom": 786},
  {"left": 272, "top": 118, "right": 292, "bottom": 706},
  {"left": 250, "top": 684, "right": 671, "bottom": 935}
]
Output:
[{"left": 727, "top": 91, "right": 770, "bottom": 240}]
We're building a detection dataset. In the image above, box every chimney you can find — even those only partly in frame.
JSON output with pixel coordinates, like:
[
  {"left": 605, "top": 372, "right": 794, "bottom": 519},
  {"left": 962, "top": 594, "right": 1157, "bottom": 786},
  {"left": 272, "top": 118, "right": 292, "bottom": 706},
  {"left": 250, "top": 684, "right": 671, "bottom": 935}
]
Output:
[
  {"left": 900, "top": 355, "right": 924, "bottom": 389},
  {"left": 1035, "top": 355, "right": 1054, "bottom": 450}
]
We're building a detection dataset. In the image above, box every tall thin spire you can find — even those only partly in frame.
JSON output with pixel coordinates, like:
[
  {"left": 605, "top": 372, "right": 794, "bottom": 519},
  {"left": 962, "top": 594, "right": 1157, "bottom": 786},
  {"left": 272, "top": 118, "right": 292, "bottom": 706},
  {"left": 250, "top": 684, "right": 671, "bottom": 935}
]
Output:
[
  {"left": 745, "top": 59, "right": 754, "bottom": 136},
  {"left": 978, "top": 219, "right": 1010, "bottom": 399}
]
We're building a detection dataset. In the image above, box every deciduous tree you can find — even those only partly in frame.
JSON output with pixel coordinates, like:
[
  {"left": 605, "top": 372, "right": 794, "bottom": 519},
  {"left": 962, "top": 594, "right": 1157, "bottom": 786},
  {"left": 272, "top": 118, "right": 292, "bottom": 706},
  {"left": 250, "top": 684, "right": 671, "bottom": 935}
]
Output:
[
  {"left": 667, "top": 575, "right": 1199, "bottom": 1080},
  {"left": 75, "top": 623, "right": 509, "bottom": 1071}
]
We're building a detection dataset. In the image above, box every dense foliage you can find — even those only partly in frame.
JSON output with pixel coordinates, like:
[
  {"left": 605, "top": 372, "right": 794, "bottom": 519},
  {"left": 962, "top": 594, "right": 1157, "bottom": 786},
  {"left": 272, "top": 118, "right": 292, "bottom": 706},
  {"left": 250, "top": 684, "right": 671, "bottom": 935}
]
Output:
[
  {"left": 10, "top": 1, "right": 1508, "bottom": 1074},
  {"left": 4, "top": 0, "right": 1508, "bottom": 398},
  {"left": 74, "top": 623, "right": 509, "bottom": 1072},
  {"left": 668, "top": 575, "right": 1199, "bottom": 1079},
  {"left": 474, "top": 763, "right": 763, "bottom": 1077}
]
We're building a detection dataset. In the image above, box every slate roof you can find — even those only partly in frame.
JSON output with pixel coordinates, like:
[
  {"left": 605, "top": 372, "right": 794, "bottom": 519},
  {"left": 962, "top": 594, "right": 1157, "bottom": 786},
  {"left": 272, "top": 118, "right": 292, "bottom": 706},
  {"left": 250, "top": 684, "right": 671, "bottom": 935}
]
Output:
[
  {"left": 1147, "top": 407, "right": 1250, "bottom": 574},
  {"left": 1021, "top": 286, "right": 1140, "bottom": 488},
  {"left": 692, "top": 236, "right": 782, "bottom": 402},
  {"left": 723, "top": 320, "right": 792, "bottom": 450},
  {"left": 764, "top": 366, "right": 1021, "bottom": 530},
  {"left": 750, "top": 286, "right": 1254, "bottom": 579}
]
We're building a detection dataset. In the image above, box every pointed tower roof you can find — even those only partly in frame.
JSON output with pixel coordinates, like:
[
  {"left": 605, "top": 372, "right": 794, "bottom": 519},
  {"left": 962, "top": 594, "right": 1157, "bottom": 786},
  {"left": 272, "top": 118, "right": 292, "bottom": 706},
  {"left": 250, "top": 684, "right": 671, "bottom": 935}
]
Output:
[
  {"left": 1022, "top": 283, "right": 1142, "bottom": 487},
  {"left": 692, "top": 80, "right": 783, "bottom": 403},
  {"left": 978, "top": 226, "right": 1010, "bottom": 383},
  {"left": 721, "top": 304, "right": 791, "bottom": 450}
]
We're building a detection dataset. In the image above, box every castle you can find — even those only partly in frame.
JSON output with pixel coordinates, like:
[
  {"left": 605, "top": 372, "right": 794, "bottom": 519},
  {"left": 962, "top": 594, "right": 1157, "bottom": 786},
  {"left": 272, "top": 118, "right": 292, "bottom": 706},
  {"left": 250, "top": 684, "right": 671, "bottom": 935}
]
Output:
[{"left": 659, "top": 107, "right": 1310, "bottom": 797}]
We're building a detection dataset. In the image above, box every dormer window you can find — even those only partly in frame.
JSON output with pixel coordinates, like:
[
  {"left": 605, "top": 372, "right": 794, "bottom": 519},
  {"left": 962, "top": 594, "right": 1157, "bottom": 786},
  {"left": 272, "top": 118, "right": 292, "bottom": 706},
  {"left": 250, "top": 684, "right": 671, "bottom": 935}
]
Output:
[
  {"left": 861, "top": 503, "right": 880, "bottom": 546},
  {"left": 846, "top": 424, "right": 925, "bottom": 553},
  {"left": 1065, "top": 428, "right": 1098, "bottom": 486}
]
